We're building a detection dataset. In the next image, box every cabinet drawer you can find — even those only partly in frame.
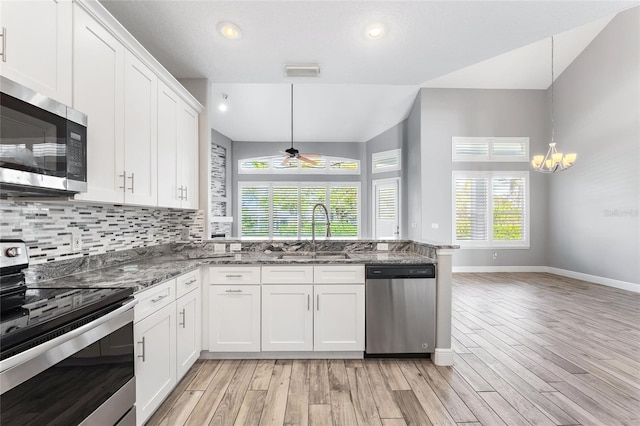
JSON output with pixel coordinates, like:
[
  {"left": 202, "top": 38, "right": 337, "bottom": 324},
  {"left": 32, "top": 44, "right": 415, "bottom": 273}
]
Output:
[
  {"left": 176, "top": 269, "right": 201, "bottom": 298},
  {"left": 134, "top": 279, "right": 176, "bottom": 323},
  {"left": 210, "top": 266, "right": 261, "bottom": 285},
  {"left": 314, "top": 265, "right": 365, "bottom": 284},
  {"left": 262, "top": 266, "right": 314, "bottom": 284}
]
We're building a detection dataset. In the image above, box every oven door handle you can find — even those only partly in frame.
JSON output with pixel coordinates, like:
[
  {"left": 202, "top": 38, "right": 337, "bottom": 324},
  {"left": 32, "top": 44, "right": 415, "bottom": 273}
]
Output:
[{"left": 0, "top": 299, "right": 137, "bottom": 393}]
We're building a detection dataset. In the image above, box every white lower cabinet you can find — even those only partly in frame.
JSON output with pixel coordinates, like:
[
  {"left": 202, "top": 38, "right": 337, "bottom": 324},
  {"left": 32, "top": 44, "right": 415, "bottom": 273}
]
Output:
[
  {"left": 314, "top": 285, "right": 365, "bottom": 351},
  {"left": 134, "top": 270, "right": 202, "bottom": 425},
  {"left": 176, "top": 285, "right": 201, "bottom": 380},
  {"left": 134, "top": 302, "right": 176, "bottom": 426},
  {"left": 262, "top": 285, "right": 313, "bottom": 351},
  {"left": 209, "top": 285, "right": 261, "bottom": 352}
]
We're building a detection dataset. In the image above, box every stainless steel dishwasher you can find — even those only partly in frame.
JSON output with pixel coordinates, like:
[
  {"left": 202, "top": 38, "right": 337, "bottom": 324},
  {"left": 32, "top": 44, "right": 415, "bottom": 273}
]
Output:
[{"left": 365, "top": 264, "right": 436, "bottom": 355}]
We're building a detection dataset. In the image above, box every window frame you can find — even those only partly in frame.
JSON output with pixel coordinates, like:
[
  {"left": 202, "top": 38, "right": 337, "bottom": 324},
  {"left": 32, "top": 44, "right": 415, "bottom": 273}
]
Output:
[
  {"left": 452, "top": 171, "right": 530, "bottom": 249},
  {"left": 238, "top": 181, "right": 361, "bottom": 240},
  {"left": 372, "top": 149, "right": 402, "bottom": 173},
  {"left": 452, "top": 137, "right": 529, "bottom": 162},
  {"left": 238, "top": 156, "right": 360, "bottom": 175}
]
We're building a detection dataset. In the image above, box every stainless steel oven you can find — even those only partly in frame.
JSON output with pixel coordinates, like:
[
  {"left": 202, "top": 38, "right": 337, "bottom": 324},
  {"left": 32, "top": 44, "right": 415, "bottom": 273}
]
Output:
[
  {"left": 0, "top": 76, "right": 87, "bottom": 196},
  {"left": 0, "top": 241, "right": 136, "bottom": 426}
]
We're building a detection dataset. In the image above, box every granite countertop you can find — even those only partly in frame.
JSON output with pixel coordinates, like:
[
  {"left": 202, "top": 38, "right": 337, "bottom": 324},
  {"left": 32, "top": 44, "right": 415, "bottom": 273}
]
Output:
[{"left": 31, "top": 250, "right": 436, "bottom": 294}]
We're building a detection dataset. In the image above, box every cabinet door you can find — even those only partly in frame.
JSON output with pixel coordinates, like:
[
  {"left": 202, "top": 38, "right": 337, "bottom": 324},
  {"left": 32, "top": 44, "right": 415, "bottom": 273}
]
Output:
[
  {"left": 262, "top": 285, "right": 313, "bottom": 351},
  {"left": 157, "top": 81, "right": 181, "bottom": 208},
  {"left": 134, "top": 302, "right": 176, "bottom": 426},
  {"left": 0, "top": 0, "right": 72, "bottom": 104},
  {"left": 123, "top": 50, "right": 157, "bottom": 206},
  {"left": 176, "top": 288, "right": 201, "bottom": 379},
  {"left": 72, "top": 4, "right": 125, "bottom": 204},
  {"left": 178, "top": 102, "right": 199, "bottom": 209},
  {"left": 314, "top": 285, "right": 365, "bottom": 351},
  {"left": 209, "top": 285, "right": 260, "bottom": 352}
]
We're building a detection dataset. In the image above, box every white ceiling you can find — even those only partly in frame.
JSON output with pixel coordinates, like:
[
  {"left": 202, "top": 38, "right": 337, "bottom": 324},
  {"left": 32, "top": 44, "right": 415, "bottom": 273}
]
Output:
[{"left": 100, "top": 1, "right": 636, "bottom": 143}]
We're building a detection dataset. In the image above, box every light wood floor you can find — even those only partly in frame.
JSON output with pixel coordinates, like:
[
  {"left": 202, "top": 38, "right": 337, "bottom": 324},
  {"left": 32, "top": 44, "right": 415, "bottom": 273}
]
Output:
[{"left": 148, "top": 273, "right": 640, "bottom": 426}]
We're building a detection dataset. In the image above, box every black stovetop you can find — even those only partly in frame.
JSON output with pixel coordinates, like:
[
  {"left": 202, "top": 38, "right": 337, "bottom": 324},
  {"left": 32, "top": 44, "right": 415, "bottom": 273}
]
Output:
[{"left": 0, "top": 286, "right": 133, "bottom": 360}]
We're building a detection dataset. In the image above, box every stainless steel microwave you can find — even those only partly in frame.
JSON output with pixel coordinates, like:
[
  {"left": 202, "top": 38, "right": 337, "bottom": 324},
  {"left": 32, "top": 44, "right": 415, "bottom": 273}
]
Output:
[{"left": 0, "top": 76, "right": 87, "bottom": 196}]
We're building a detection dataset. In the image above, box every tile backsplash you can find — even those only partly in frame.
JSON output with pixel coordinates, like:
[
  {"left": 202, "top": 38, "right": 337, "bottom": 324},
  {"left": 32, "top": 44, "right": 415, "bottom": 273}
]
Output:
[{"left": 0, "top": 200, "right": 205, "bottom": 264}]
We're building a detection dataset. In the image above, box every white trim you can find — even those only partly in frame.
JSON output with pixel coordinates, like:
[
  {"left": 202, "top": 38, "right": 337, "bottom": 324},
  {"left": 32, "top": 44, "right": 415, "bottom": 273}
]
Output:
[
  {"left": 453, "top": 266, "right": 548, "bottom": 273},
  {"left": 433, "top": 348, "right": 453, "bottom": 366},
  {"left": 547, "top": 267, "right": 640, "bottom": 294},
  {"left": 200, "top": 351, "right": 363, "bottom": 359},
  {"left": 436, "top": 249, "right": 455, "bottom": 256}
]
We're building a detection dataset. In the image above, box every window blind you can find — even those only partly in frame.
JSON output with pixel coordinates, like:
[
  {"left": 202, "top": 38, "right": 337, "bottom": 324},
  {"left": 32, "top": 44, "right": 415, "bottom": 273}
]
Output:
[
  {"left": 272, "top": 186, "right": 299, "bottom": 238},
  {"left": 453, "top": 172, "right": 529, "bottom": 248},
  {"left": 240, "top": 185, "right": 270, "bottom": 238},
  {"left": 372, "top": 149, "right": 401, "bottom": 173}
]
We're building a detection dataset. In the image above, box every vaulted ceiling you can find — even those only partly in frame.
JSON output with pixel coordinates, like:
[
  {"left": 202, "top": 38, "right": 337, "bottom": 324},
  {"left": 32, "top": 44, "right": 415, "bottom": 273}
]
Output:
[{"left": 100, "top": 1, "right": 635, "bottom": 142}]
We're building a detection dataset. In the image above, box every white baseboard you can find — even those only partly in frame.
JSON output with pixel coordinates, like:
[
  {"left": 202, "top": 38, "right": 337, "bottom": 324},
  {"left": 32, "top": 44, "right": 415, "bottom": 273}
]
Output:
[
  {"left": 200, "top": 351, "right": 364, "bottom": 360},
  {"left": 547, "top": 267, "right": 640, "bottom": 294},
  {"left": 433, "top": 348, "right": 453, "bottom": 366},
  {"left": 453, "top": 266, "right": 547, "bottom": 273},
  {"left": 452, "top": 265, "right": 639, "bottom": 294}
]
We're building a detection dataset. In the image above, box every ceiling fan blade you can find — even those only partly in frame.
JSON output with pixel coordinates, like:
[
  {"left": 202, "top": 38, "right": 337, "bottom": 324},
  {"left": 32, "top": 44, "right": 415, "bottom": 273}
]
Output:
[
  {"left": 301, "top": 153, "right": 321, "bottom": 158},
  {"left": 281, "top": 156, "right": 291, "bottom": 166},
  {"left": 298, "top": 155, "right": 318, "bottom": 165}
]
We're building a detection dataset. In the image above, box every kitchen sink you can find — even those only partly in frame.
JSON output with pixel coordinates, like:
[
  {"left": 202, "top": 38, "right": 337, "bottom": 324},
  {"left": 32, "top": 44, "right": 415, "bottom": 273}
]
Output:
[{"left": 275, "top": 252, "right": 351, "bottom": 260}]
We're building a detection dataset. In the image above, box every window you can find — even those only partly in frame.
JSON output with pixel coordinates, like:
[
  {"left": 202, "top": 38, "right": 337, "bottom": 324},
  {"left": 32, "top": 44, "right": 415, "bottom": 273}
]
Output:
[
  {"left": 372, "top": 178, "right": 400, "bottom": 240},
  {"left": 452, "top": 137, "right": 529, "bottom": 162},
  {"left": 239, "top": 182, "right": 360, "bottom": 239},
  {"left": 372, "top": 149, "right": 401, "bottom": 173},
  {"left": 453, "top": 171, "right": 529, "bottom": 248},
  {"left": 239, "top": 156, "right": 360, "bottom": 174}
]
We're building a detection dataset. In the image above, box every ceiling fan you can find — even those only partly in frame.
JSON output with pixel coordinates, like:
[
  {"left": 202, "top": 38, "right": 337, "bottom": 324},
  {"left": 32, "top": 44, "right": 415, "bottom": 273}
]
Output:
[{"left": 280, "top": 84, "right": 320, "bottom": 166}]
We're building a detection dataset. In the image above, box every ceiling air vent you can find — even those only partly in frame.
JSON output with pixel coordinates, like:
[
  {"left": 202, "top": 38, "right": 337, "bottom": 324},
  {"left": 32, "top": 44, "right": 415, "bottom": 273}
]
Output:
[{"left": 284, "top": 64, "right": 320, "bottom": 78}]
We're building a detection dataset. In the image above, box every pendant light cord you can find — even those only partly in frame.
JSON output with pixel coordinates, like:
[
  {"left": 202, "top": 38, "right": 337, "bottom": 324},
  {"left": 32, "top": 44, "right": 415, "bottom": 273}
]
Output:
[
  {"left": 551, "top": 36, "right": 555, "bottom": 144},
  {"left": 291, "top": 84, "right": 294, "bottom": 149}
]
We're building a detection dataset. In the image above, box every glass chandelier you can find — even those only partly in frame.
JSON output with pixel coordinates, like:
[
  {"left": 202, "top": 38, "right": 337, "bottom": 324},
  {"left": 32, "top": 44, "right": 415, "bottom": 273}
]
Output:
[{"left": 532, "top": 36, "right": 577, "bottom": 173}]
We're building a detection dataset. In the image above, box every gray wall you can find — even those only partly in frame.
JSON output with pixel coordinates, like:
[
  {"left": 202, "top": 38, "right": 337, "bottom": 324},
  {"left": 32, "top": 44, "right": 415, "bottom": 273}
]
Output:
[
  {"left": 405, "top": 94, "right": 422, "bottom": 241},
  {"left": 549, "top": 7, "right": 640, "bottom": 285},
  {"left": 231, "top": 141, "right": 367, "bottom": 237},
  {"left": 419, "top": 88, "right": 550, "bottom": 267}
]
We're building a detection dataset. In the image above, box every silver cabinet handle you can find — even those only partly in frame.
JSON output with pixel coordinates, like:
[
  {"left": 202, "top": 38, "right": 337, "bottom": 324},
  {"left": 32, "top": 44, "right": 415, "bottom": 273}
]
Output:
[
  {"left": 307, "top": 294, "right": 310, "bottom": 311},
  {"left": 119, "top": 171, "right": 126, "bottom": 191},
  {"left": 225, "top": 274, "right": 243, "bottom": 278},
  {"left": 184, "top": 186, "right": 188, "bottom": 201},
  {"left": 1, "top": 27, "right": 6, "bottom": 62},
  {"left": 317, "top": 295, "right": 320, "bottom": 311},
  {"left": 137, "top": 337, "right": 145, "bottom": 362},
  {"left": 127, "top": 172, "right": 135, "bottom": 193},
  {"left": 179, "top": 308, "right": 186, "bottom": 328},
  {"left": 151, "top": 294, "right": 168, "bottom": 303},
  {"left": 178, "top": 186, "right": 184, "bottom": 200},
  {"left": 185, "top": 278, "right": 197, "bottom": 286},
  {"left": 225, "top": 289, "right": 242, "bottom": 293}
]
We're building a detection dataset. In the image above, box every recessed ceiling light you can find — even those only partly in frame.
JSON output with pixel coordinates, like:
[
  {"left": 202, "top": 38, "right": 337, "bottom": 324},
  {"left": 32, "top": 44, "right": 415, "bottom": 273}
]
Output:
[
  {"left": 367, "top": 24, "right": 384, "bottom": 39},
  {"left": 218, "top": 22, "right": 241, "bottom": 40},
  {"left": 218, "top": 93, "right": 229, "bottom": 112}
]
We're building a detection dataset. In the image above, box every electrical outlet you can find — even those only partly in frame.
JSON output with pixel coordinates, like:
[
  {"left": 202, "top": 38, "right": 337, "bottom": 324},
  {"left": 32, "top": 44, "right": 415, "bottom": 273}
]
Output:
[
  {"left": 230, "top": 243, "right": 241, "bottom": 252},
  {"left": 71, "top": 232, "right": 82, "bottom": 252},
  {"left": 493, "top": 252, "right": 498, "bottom": 260},
  {"left": 377, "top": 243, "right": 389, "bottom": 251},
  {"left": 214, "top": 243, "right": 226, "bottom": 253},
  {"left": 181, "top": 227, "right": 190, "bottom": 240},
  {"left": 431, "top": 223, "right": 439, "bottom": 229}
]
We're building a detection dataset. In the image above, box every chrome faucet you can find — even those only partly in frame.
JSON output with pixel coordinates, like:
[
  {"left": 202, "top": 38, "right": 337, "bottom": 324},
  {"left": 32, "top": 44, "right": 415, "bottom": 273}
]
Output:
[{"left": 311, "top": 203, "right": 331, "bottom": 252}]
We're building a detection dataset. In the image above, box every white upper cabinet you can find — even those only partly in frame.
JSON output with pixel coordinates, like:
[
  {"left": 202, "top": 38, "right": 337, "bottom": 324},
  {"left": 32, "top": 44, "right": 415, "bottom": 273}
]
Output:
[
  {"left": 157, "top": 81, "right": 181, "bottom": 208},
  {"left": 123, "top": 51, "right": 157, "bottom": 206},
  {"left": 72, "top": 4, "right": 125, "bottom": 204},
  {"left": 157, "top": 81, "right": 199, "bottom": 209},
  {"left": 0, "top": 0, "right": 72, "bottom": 105},
  {"left": 178, "top": 103, "right": 199, "bottom": 209}
]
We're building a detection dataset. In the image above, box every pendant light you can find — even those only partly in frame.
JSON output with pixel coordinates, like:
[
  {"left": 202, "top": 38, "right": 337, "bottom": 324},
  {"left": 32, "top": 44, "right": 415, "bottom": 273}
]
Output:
[{"left": 532, "top": 36, "right": 577, "bottom": 173}]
